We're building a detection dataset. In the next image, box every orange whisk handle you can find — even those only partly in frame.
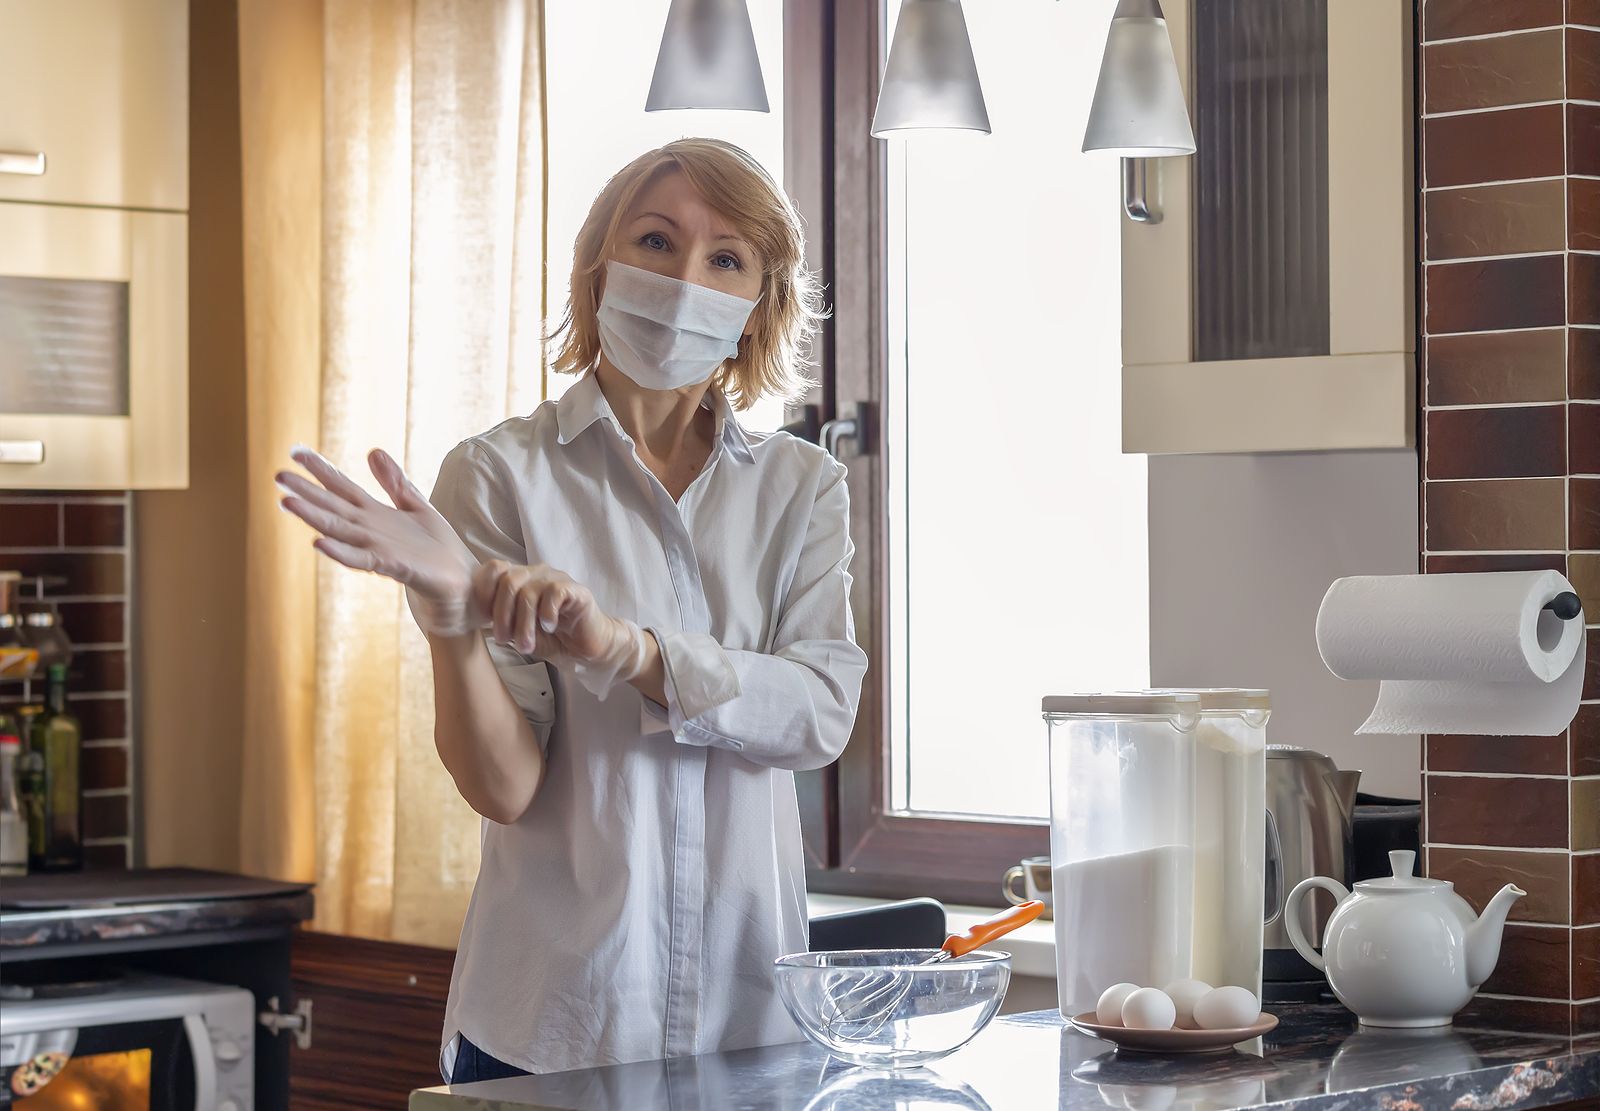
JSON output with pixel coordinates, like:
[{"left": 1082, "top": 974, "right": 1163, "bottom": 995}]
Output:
[{"left": 942, "top": 900, "right": 1045, "bottom": 959}]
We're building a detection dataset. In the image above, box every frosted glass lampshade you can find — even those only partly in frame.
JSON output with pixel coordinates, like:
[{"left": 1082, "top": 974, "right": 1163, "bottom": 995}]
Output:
[
  {"left": 645, "top": 0, "right": 769, "bottom": 112},
  {"left": 1082, "top": 0, "right": 1196, "bottom": 156},
  {"left": 871, "top": 0, "right": 990, "bottom": 136}
]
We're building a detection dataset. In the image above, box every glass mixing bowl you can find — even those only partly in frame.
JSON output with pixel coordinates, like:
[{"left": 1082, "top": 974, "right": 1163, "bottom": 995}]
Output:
[{"left": 773, "top": 948, "right": 1011, "bottom": 1068}]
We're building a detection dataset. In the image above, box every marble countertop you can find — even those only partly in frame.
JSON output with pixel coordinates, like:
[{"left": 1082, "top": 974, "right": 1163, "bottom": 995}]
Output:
[{"left": 411, "top": 1004, "right": 1600, "bottom": 1111}]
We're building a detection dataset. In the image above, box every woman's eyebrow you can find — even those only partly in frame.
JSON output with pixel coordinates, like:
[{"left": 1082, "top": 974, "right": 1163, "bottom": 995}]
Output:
[{"left": 632, "top": 210, "right": 748, "bottom": 246}]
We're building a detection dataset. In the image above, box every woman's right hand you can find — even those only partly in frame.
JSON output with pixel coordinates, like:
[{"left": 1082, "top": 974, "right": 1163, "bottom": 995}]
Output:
[{"left": 277, "top": 446, "right": 487, "bottom": 638}]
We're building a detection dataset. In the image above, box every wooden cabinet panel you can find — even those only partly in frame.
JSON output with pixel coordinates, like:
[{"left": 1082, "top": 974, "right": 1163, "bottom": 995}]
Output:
[
  {"left": 289, "top": 931, "right": 456, "bottom": 1111},
  {"left": 0, "top": 0, "right": 188, "bottom": 210}
]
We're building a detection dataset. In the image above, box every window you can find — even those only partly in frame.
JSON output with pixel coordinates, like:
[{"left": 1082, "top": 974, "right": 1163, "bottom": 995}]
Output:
[
  {"left": 795, "top": 0, "right": 1148, "bottom": 902},
  {"left": 543, "top": 0, "right": 788, "bottom": 432}
]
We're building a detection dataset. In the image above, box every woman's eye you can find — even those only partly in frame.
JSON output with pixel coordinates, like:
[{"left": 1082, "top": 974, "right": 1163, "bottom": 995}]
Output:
[
  {"left": 641, "top": 232, "right": 669, "bottom": 251},
  {"left": 713, "top": 253, "right": 742, "bottom": 271}
]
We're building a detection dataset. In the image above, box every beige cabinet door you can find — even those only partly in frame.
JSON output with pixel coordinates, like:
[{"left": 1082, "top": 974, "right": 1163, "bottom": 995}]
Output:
[{"left": 0, "top": 0, "right": 188, "bottom": 211}]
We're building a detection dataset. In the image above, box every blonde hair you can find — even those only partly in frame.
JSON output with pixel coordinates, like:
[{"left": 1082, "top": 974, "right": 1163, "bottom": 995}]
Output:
[{"left": 549, "top": 138, "right": 823, "bottom": 410}]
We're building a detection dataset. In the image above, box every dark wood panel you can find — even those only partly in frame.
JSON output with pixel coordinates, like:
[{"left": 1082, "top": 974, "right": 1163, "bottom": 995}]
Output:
[{"left": 290, "top": 930, "right": 456, "bottom": 1111}]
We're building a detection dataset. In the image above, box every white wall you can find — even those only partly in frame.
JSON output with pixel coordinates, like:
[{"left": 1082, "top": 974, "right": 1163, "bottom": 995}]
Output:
[{"left": 1147, "top": 450, "right": 1421, "bottom": 799}]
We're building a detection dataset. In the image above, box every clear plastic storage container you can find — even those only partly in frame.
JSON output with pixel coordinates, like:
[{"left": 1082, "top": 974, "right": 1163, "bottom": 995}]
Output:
[
  {"left": 1043, "top": 692, "right": 1202, "bottom": 1017},
  {"left": 1179, "top": 688, "right": 1270, "bottom": 998}
]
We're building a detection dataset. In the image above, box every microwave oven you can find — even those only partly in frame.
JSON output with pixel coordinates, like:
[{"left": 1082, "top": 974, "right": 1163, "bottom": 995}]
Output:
[
  {"left": 0, "top": 201, "right": 189, "bottom": 489},
  {"left": 0, "top": 974, "right": 252, "bottom": 1111}
]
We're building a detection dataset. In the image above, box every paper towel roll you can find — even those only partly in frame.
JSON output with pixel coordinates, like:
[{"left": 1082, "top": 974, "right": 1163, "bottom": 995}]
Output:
[{"left": 1315, "top": 571, "right": 1587, "bottom": 736}]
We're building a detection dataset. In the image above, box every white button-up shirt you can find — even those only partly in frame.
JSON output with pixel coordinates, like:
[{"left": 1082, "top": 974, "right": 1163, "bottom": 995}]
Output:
[{"left": 431, "top": 372, "right": 867, "bottom": 1076}]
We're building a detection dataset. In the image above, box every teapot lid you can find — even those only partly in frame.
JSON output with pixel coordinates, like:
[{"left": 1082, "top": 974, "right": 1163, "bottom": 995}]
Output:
[{"left": 1354, "top": 850, "right": 1452, "bottom": 894}]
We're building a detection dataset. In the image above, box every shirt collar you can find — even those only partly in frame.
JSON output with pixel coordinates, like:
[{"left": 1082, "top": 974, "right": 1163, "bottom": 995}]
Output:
[{"left": 555, "top": 373, "right": 755, "bottom": 465}]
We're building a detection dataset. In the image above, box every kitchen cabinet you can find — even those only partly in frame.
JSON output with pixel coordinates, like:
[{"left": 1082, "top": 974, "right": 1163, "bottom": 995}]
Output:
[
  {"left": 1120, "top": 0, "right": 1414, "bottom": 454},
  {"left": 0, "top": 0, "right": 189, "bottom": 212}
]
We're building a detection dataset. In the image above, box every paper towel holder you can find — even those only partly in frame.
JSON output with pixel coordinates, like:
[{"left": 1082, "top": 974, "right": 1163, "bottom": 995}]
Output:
[{"left": 1544, "top": 592, "right": 1582, "bottom": 620}]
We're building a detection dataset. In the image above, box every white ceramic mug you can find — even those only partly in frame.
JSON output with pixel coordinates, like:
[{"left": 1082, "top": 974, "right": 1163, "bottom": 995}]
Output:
[{"left": 1002, "top": 855, "right": 1052, "bottom": 916}]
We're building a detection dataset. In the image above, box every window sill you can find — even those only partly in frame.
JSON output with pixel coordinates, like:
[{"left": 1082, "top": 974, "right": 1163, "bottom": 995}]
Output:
[{"left": 805, "top": 892, "right": 1058, "bottom": 980}]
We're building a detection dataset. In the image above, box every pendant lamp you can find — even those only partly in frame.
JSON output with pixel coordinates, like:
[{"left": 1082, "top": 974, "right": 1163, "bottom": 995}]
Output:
[
  {"left": 1082, "top": 0, "right": 1195, "bottom": 156},
  {"left": 871, "top": 0, "right": 990, "bottom": 137},
  {"left": 646, "top": 0, "right": 769, "bottom": 112}
]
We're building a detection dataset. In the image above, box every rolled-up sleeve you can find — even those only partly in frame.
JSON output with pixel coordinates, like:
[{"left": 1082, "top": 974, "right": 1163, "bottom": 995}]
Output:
[
  {"left": 430, "top": 440, "right": 556, "bottom": 752},
  {"left": 643, "top": 462, "right": 867, "bottom": 771}
]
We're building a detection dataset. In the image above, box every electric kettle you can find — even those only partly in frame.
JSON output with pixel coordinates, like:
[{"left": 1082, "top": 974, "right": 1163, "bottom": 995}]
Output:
[{"left": 1263, "top": 745, "right": 1361, "bottom": 988}]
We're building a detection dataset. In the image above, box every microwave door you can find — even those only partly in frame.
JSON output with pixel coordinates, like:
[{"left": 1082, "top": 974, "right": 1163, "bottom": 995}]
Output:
[{"left": 2, "top": 1016, "right": 197, "bottom": 1110}]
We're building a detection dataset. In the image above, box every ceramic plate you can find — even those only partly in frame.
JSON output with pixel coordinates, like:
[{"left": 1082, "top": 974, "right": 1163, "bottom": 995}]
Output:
[{"left": 1069, "top": 1011, "right": 1279, "bottom": 1054}]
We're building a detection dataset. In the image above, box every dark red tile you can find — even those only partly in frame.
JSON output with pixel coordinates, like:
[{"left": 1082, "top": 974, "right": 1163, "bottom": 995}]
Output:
[
  {"left": 1574, "top": 705, "right": 1600, "bottom": 776},
  {"left": 1576, "top": 925, "right": 1600, "bottom": 1000},
  {"left": 1425, "top": 553, "right": 1566, "bottom": 573},
  {"left": 1425, "top": 405, "right": 1565, "bottom": 478},
  {"left": 82, "top": 844, "right": 129, "bottom": 870},
  {"left": 1573, "top": 253, "right": 1600, "bottom": 327},
  {"left": 1458, "top": 997, "right": 1572, "bottom": 1033},
  {"left": 73, "top": 697, "right": 126, "bottom": 742},
  {"left": 1424, "top": 479, "right": 1565, "bottom": 550},
  {"left": 1430, "top": 733, "right": 1568, "bottom": 775},
  {"left": 1426, "top": 774, "right": 1568, "bottom": 848},
  {"left": 1429, "top": 845, "right": 1570, "bottom": 923},
  {"left": 1572, "top": 104, "right": 1600, "bottom": 177},
  {"left": 53, "top": 601, "right": 125, "bottom": 646},
  {"left": 71, "top": 649, "right": 126, "bottom": 695},
  {"left": 1424, "top": 0, "right": 1563, "bottom": 39},
  {"left": 1425, "top": 180, "right": 1565, "bottom": 261},
  {"left": 1480, "top": 923, "right": 1571, "bottom": 997},
  {"left": 1574, "top": 328, "right": 1600, "bottom": 401},
  {"left": 62, "top": 503, "right": 125, "bottom": 548},
  {"left": 1424, "top": 105, "right": 1564, "bottom": 187},
  {"left": 1579, "top": 777, "right": 1600, "bottom": 852},
  {"left": 1424, "top": 30, "right": 1564, "bottom": 112},
  {"left": 1576, "top": 0, "right": 1600, "bottom": 25},
  {"left": 1427, "top": 255, "right": 1566, "bottom": 334},
  {"left": 1574, "top": 178, "right": 1600, "bottom": 251},
  {"left": 0, "top": 552, "right": 124, "bottom": 597},
  {"left": 0, "top": 502, "right": 60, "bottom": 549},
  {"left": 1575, "top": 479, "right": 1600, "bottom": 549},
  {"left": 83, "top": 794, "right": 128, "bottom": 839},
  {"left": 1578, "top": 852, "right": 1600, "bottom": 926},
  {"left": 81, "top": 744, "right": 128, "bottom": 791},
  {"left": 1573, "top": 403, "right": 1600, "bottom": 475},
  {"left": 1573, "top": 554, "right": 1600, "bottom": 627},
  {"left": 1570, "top": 27, "right": 1600, "bottom": 102},
  {"left": 1426, "top": 330, "right": 1566, "bottom": 404}
]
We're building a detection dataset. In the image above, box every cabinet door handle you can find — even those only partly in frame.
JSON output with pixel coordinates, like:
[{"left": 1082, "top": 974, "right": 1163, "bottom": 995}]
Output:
[
  {"left": 0, "top": 440, "right": 46, "bottom": 464},
  {"left": 0, "top": 151, "right": 46, "bottom": 176}
]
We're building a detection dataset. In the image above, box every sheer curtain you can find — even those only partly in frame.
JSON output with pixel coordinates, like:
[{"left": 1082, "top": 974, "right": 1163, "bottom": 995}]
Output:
[{"left": 237, "top": 0, "right": 546, "bottom": 945}]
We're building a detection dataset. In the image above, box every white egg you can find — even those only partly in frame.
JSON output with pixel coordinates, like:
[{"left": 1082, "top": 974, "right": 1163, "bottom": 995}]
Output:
[
  {"left": 1120, "top": 987, "right": 1177, "bottom": 1030},
  {"left": 1191, "top": 985, "right": 1260, "bottom": 1031},
  {"left": 1095, "top": 982, "right": 1140, "bottom": 1026},
  {"left": 1162, "top": 978, "right": 1213, "bottom": 1030}
]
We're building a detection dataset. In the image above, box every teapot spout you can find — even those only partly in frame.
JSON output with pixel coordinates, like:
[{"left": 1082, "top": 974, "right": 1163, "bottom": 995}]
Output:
[{"left": 1465, "top": 883, "right": 1528, "bottom": 987}]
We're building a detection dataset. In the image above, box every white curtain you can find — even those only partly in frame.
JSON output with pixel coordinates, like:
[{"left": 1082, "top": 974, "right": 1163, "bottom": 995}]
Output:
[{"left": 238, "top": 0, "right": 546, "bottom": 946}]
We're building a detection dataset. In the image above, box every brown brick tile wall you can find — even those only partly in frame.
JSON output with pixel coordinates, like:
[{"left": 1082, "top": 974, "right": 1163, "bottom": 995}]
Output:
[
  {"left": 0, "top": 491, "right": 133, "bottom": 870},
  {"left": 1419, "top": 0, "right": 1598, "bottom": 1025}
]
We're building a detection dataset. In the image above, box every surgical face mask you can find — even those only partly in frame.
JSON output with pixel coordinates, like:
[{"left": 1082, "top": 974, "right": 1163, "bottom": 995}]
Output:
[{"left": 595, "top": 260, "right": 759, "bottom": 390}]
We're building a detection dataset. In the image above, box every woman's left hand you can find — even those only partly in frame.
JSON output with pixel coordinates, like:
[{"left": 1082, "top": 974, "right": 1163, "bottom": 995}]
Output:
[{"left": 473, "top": 561, "right": 649, "bottom": 684}]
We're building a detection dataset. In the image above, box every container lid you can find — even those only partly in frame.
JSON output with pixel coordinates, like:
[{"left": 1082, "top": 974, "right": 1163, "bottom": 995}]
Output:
[
  {"left": 1354, "top": 850, "right": 1451, "bottom": 894},
  {"left": 1149, "top": 687, "right": 1270, "bottom": 713},
  {"left": 0, "top": 734, "right": 19, "bottom": 748},
  {"left": 1042, "top": 691, "right": 1202, "bottom": 716}
]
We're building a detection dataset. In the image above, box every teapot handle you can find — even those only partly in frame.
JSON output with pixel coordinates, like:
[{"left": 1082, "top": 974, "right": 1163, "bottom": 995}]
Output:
[{"left": 1284, "top": 875, "right": 1349, "bottom": 972}]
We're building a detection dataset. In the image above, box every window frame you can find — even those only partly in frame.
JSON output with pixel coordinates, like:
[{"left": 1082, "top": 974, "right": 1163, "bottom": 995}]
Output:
[{"left": 785, "top": 0, "right": 1048, "bottom": 908}]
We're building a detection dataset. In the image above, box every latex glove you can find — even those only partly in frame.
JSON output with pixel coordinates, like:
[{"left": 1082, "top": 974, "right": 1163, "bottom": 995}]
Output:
[
  {"left": 473, "top": 560, "right": 650, "bottom": 697},
  {"left": 277, "top": 446, "right": 487, "bottom": 638}
]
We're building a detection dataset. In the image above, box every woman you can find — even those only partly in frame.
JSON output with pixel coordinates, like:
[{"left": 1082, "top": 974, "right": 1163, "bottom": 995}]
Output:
[{"left": 276, "top": 138, "right": 867, "bottom": 1081}]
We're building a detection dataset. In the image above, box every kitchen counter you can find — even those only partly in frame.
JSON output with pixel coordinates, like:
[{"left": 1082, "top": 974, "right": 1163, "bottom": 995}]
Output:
[{"left": 411, "top": 1004, "right": 1600, "bottom": 1111}]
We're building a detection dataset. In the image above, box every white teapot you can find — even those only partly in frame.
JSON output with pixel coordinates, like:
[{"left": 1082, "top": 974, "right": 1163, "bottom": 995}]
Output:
[{"left": 1286, "top": 850, "right": 1524, "bottom": 1027}]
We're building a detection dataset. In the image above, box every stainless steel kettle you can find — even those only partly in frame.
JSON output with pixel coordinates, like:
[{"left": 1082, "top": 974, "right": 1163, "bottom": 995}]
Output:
[{"left": 1264, "top": 745, "right": 1361, "bottom": 983}]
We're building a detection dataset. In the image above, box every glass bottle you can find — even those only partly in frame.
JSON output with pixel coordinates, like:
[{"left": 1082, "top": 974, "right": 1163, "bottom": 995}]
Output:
[
  {"left": 35, "top": 664, "right": 82, "bottom": 871},
  {"left": 1, "top": 733, "right": 26, "bottom": 876}
]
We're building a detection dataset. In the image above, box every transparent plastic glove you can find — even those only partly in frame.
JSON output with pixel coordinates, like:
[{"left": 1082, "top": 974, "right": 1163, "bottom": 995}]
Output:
[
  {"left": 276, "top": 446, "right": 486, "bottom": 637},
  {"left": 473, "top": 560, "right": 650, "bottom": 697}
]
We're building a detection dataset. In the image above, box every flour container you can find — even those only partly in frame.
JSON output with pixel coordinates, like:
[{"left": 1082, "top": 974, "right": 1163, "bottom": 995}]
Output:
[
  {"left": 1043, "top": 692, "right": 1201, "bottom": 1017},
  {"left": 1171, "top": 688, "right": 1269, "bottom": 997}
]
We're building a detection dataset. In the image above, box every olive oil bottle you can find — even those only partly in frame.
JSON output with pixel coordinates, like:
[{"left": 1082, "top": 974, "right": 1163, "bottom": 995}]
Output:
[{"left": 33, "top": 664, "right": 82, "bottom": 871}]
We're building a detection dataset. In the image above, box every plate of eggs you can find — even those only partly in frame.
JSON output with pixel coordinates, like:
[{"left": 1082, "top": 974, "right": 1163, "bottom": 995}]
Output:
[{"left": 1069, "top": 981, "right": 1277, "bottom": 1053}]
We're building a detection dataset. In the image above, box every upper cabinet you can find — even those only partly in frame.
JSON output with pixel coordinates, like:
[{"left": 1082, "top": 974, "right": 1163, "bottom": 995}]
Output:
[
  {"left": 0, "top": 0, "right": 189, "bottom": 211},
  {"left": 1120, "top": 0, "right": 1414, "bottom": 454}
]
